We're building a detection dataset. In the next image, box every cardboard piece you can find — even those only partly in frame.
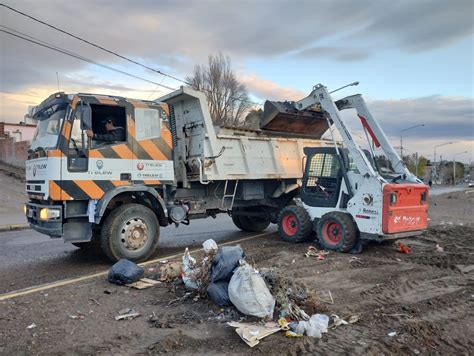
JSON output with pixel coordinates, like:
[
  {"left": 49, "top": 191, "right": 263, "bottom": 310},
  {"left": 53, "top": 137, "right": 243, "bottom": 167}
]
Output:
[{"left": 227, "top": 321, "right": 281, "bottom": 347}]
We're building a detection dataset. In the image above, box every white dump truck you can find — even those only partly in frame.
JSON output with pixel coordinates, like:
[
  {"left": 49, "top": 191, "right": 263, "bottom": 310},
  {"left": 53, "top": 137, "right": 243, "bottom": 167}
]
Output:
[{"left": 25, "top": 86, "right": 330, "bottom": 261}]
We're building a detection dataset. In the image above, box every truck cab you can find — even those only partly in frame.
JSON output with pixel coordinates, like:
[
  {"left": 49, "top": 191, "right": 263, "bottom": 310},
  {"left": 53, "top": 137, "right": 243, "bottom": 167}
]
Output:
[{"left": 25, "top": 92, "right": 173, "bottom": 258}]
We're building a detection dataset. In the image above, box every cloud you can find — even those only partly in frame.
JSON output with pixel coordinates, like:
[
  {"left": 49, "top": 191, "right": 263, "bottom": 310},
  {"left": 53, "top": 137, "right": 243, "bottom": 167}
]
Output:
[
  {"left": 239, "top": 74, "right": 306, "bottom": 102},
  {"left": 292, "top": 46, "right": 371, "bottom": 62}
]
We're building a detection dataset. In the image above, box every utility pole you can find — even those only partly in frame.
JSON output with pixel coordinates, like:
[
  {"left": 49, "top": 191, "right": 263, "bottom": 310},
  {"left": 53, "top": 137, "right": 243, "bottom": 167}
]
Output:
[
  {"left": 453, "top": 151, "right": 468, "bottom": 185},
  {"left": 400, "top": 124, "right": 424, "bottom": 160},
  {"left": 433, "top": 142, "right": 454, "bottom": 184}
]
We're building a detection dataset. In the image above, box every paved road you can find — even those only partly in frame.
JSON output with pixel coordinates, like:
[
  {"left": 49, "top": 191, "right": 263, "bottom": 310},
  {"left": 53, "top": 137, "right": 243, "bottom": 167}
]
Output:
[
  {"left": 0, "top": 215, "right": 277, "bottom": 294},
  {"left": 429, "top": 186, "right": 467, "bottom": 196}
]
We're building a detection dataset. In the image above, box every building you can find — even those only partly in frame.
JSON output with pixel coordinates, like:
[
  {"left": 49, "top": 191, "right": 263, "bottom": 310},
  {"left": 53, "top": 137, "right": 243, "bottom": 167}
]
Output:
[{"left": 0, "top": 122, "right": 37, "bottom": 142}]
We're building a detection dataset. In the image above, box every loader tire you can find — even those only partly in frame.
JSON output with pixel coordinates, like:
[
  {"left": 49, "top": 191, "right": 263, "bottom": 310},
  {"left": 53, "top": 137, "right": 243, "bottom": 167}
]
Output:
[
  {"left": 100, "top": 203, "right": 160, "bottom": 262},
  {"left": 317, "top": 212, "right": 357, "bottom": 252},
  {"left": 278, "top": 205, "right": 313, "bottom": 243},
  {"left": 232, "top": 209, "right": 271, "bottom": 232}
]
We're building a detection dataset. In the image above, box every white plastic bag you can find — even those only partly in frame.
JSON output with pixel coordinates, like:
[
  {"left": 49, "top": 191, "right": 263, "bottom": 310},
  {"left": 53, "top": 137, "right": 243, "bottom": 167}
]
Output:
[
  {"left": 202, "top": 239, "right": 218, "bottom": 254},
  {"left": 182, "top": 248, "right": 200, "bottom": 290},
  {"left": 228, "top": 262, "right": 275, "bottom": 318},
  {"left": 302, "top": 314, "right": 329, "bottom": 338}
]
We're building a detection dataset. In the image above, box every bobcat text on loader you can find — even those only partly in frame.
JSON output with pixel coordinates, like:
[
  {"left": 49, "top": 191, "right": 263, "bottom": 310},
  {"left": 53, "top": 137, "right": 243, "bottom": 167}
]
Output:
[{"left": 276, "top": 84, "right": 429, "bottom": 252}]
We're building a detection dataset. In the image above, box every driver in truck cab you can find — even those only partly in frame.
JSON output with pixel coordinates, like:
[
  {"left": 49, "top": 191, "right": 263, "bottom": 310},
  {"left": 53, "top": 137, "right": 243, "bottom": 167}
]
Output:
[{"left": 85, "top": 117, "right": 125, "bottom": 143}]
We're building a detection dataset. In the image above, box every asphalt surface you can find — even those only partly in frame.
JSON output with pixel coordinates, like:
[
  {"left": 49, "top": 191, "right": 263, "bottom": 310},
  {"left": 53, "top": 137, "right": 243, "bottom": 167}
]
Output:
[{"left": 0, "top": 215, "right": 278, "bottom": 294}]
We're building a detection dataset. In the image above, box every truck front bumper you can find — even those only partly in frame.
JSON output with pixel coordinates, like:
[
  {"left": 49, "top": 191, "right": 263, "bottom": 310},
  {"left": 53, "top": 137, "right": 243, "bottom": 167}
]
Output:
[{"left": 25, "top": 202, "right": 63, "bottom": 237}]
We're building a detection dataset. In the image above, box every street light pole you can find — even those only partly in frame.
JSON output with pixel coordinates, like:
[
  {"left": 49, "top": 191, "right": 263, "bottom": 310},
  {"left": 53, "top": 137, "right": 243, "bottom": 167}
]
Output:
[
  {"left": 453, "top": 151, "right": 468, "bottom": 185},
  {"left": 433, "top": 142, "right": 454, "bottom": 184},
  {"left": 400, "top": 124, "right": 425, "bottom": 158}
]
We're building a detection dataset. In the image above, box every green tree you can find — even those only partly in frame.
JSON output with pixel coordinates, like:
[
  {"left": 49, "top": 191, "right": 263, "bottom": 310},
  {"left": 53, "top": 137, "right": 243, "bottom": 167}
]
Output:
[{"left": 405, "top": 154, "right": 428, "bottom": 178}]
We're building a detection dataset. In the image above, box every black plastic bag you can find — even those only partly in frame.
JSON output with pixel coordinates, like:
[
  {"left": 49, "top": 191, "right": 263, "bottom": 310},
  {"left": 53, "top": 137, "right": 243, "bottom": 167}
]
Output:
[
  {"left": 211, "top": 245, "right": 244, "bottom": 283},
  {"left": 108, "top": 259, "right": 144, "bottom": 285},
  {"left": 207, "top": 281, "right": 231, "bottom": 306}
]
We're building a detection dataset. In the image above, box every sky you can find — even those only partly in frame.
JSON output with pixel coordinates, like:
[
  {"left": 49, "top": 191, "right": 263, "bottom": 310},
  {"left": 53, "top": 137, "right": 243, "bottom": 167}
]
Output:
[{"left": 0, "top": 0, "right": 473, "bottom": 163}]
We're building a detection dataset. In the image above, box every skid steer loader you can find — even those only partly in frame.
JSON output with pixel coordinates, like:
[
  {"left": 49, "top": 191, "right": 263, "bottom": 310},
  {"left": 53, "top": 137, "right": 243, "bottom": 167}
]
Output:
[{"left": 270, "top": 84, "right": 429, "bottom": 252}]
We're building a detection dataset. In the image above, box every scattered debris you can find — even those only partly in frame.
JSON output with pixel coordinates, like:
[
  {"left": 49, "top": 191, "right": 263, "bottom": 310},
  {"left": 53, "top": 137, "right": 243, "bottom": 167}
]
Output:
[
  {"left": 114, "top": 308, "right": 141, "bottom": 321},
  {"left": 126, "top": 278, "right": 161, "bottom": 290},
  {"left": 26, "top": 323, "right": 36, "bottom": 329},
  {"left": 68, "top": 314, "right": 85, "bottom": 320},
  {"left": 160, "top": 262, "right": 182, "bottom": 282},
  {"left": 88, "top": 298, "right": 101, "bottom": 306},
  {"left": 388, "top": 331, "right": 397, "bottom": 337},
  {"left": 299, "top": 314, "right": 329, "bottom": 338},
  {"left": 396, "top": 242, "right": 412, "bottom": 254},
  {"left": 305, "top": 246, "right": 329, "bottom": 259},
  {"left": 435, "top": 244, "right": 444, "bottom": 252},
  {"left": 348, "top": 314, "right": 360, "bottom": 324},
  {"left": 227, "top": 321, "right": 281, "bottom": 347},
  {"left": 228, "top": 261, "right": 275, "bottom": 318},
  {"left": 108, "top": 259, "right": 144, "bottom": 286},
  {"left": 285, "top": 330, "right": 303, "bottom": 337},
  {"left": 331, "top": 314, "right": 348, "bottom": 328}
]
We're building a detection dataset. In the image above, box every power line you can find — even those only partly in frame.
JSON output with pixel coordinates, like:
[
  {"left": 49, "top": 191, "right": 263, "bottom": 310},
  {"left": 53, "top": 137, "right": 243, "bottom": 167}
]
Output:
[
  {"left": 0, "top": 28, "right": 177, "bottom": 91},
  {"left": 0, "top": 3, "right": 187, "bottom": 86},
  {"left": 0, "top": 4, "right": 263, "bottom": 107}
]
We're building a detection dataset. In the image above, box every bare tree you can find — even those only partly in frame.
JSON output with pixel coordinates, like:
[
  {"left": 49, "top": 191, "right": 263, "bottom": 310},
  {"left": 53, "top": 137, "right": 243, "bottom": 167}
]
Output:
[{"left": 186, "top": 53, "right": 251, "bottom": 127}]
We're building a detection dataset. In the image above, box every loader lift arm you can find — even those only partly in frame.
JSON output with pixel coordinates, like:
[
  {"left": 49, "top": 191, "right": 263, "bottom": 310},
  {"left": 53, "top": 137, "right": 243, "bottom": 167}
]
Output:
[{"left": 294, "top": 84, "right": 418, "bottom": 183}]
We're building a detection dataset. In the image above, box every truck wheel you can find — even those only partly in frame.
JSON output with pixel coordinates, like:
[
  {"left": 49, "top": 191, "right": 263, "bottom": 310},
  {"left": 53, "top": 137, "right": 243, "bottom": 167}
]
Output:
[
  {"left": 232, "top": 210, "right": 271, "bottom": 232},
  {"left": 317, "top": 212, "right": 357, "bottom": 252},
  {"left": 278, "top": 205, "right": 312, "bottom": 243},
  {"left": 100, "top": 203, "right": 160, "bottom": 262},
  {"left": 231, "top": 214, "right": 245, "bottom": 230}
]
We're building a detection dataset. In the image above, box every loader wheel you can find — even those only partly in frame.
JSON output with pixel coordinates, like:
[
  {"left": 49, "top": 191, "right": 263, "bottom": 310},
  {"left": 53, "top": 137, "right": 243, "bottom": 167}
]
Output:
[
  {"left": 278, "top": 205, "right": 312, "bottom": 243},
  {"left": 317, "top": 212, "right": 357, "bottom": 252},
  {"left": 100, "top": 203, "right": 160, "bottom": 262}
]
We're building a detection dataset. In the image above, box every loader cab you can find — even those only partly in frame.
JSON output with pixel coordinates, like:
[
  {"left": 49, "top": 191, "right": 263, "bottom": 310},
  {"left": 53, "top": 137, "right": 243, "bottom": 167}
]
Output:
[{"left": 302, "top": 147, "right": 345, "bottom": 208}]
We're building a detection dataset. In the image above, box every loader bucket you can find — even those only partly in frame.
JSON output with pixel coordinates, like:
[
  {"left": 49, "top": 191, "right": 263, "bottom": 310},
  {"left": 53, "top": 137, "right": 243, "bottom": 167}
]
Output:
[{"left": 260, "top": 100, "right": 329, "bottom": 138}]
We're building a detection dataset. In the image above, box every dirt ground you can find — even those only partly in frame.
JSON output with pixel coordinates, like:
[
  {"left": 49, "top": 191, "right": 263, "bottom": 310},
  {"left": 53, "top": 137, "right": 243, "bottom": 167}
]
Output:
[{"left": 1, "top": 189, "right": 473, "bottom": 355}]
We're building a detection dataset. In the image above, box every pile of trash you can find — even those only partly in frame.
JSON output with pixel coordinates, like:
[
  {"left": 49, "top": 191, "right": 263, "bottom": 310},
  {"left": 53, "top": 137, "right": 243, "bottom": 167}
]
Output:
[
  {"left": 172, "top": 239, "right": 336, "bottom": 345},
  {"left": 107, "top": 240, "right": 351, "bottom": 347}
]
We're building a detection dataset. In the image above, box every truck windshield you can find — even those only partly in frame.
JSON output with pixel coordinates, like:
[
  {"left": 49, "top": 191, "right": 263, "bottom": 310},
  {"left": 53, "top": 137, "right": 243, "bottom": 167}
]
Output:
[{"left": 30, "top": 103, "right": 68, "bottom": 150}]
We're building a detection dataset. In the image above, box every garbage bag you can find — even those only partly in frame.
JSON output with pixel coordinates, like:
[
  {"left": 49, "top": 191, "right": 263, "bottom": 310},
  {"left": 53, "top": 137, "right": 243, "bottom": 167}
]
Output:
[
  {"left": 182, "top": 248, "right": 200, "bottom": 290},
  {"left": 207, "top": 281, "right": 231, "bottom": 306},
  {"left": 108, "top": 259, "right": 144, "bottom": 286},
  {"left": 211, "top": 245, "right": 244, "bottom": 283},
  {"left": 228, "top": 262, "right": 275, "bottom": 318}
]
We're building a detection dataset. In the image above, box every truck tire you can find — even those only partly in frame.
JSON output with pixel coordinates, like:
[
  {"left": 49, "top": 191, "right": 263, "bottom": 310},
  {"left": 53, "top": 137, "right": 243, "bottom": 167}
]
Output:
[
  {"left": 317, "top": 212, "right": 357, "bottom": 252},
  {"left": 232, "top": 210, "right": 271, "bottom": 232},
  {"left": 231, "top": 214, "right": 245, "bottom": 230},
  {"left": 100, "top": 203, "right": 160, "bottom": 262},
  {"left": 278, "top": 205, "right": 312, "bottom": 243}
]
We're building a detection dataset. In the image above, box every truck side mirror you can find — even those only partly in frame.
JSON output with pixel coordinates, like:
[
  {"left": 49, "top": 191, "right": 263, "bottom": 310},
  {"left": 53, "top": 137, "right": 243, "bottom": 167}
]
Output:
[{"left": 78, "top": 105, "right": 92, "bottom": 130}]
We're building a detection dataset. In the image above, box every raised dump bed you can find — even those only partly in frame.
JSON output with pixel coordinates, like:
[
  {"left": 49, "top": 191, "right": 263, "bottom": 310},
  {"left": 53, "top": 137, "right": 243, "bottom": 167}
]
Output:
[{"left": 158, "top": 87, "right": 330, "bottom": 185}]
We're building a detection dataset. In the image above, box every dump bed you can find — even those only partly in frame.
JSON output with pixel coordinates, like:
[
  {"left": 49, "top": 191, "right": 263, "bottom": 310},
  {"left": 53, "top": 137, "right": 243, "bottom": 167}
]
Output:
[{"left": 157, "top": 87, "right": 329, "bottom": 185}]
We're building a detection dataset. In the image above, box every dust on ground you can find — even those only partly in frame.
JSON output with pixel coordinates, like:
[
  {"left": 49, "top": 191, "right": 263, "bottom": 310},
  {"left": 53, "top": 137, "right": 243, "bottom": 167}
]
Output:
[{"left": 1, "top": 190, "right": 473, "bottom": 355}]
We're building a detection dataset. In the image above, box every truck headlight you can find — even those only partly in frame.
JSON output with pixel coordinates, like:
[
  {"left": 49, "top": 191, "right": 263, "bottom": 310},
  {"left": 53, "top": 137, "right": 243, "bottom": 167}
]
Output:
[
  {"left": 39, "top": 208, "right": 60, "bottom": 220},
  {"left": 24, "top": 205, "right": 27, "bottom": 215}
]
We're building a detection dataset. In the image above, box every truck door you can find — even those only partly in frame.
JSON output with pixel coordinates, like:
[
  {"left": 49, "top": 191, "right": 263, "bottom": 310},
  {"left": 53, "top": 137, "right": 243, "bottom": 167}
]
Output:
[{"left": 302, "top": 147, "right": 342, "bottom": 208}]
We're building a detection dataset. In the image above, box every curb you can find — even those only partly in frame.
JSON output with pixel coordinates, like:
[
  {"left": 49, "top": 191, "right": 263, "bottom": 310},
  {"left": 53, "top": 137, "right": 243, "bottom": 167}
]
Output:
[{"left": 0, "top": 223, "right": 30, "bottom": 233}]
